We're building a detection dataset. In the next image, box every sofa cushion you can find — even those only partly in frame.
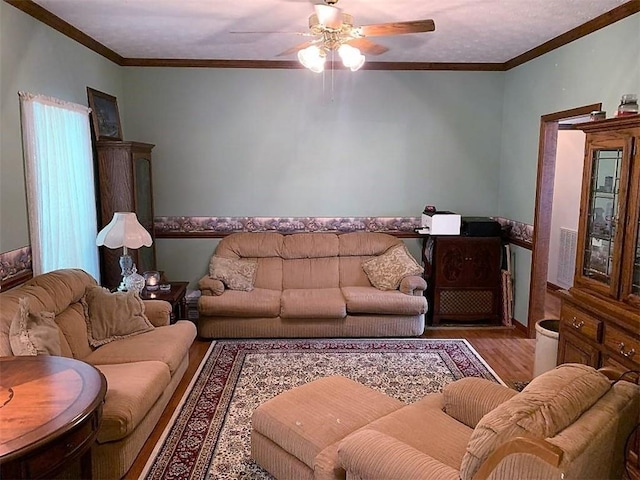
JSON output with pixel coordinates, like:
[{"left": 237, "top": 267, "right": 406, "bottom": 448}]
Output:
[
  {"left": 281, "top": 233, "right": 340, "bottom": 259},
  {"left": 54, "top": 303, "right": 93, "bottom": 359},
  {"left": 342, "top": 286, "right": 427, "bottom": 315},
  {"left": 198, "top": 288, "right": 281, "bottom": 317},
  {"left": 209, "top": 255, "right": 258, "bottom": 291},
  {"left": 283, "top": 258, "right": 340, "bottom": 290},
  {"left": 443, "top": 377, "right": 517, "bottom": 429},
  {"left": 9, "top": 297, "right": 61, "bottom": 356},
  {"left": 94, "top": 361, "right": 171, "bottom": 443},
  {"left": 84, "top": 321, "right": 196, "bottom": 375},
  {"left": 215, "top": 232, "right": 284, "bottom": 259},
  {"left": 338, "top": 232, "right": 401, "bottom": 257},
  {"left": 460, "top": 364, "right": 612, "bottom": 480},
  {"left": 254, "top": 257, "right": 284, "bottom": 290},
  {"left": 82, "top": 286, "right": 155, "bottom": 347},
  {"left": 364, "top": 394, "right": 473, "bottom": 471},
  {"left": 339, "top": 256, "right": 375, "bottom": 287},
  {"left": 362, "top": 244, "right": 424, "bottom": 290},
  {"left": 281, "top": 288, "right": 346, "bottom": 319},
  {"left": 0, "top": 269, "right": 96, "bottom": 356}
]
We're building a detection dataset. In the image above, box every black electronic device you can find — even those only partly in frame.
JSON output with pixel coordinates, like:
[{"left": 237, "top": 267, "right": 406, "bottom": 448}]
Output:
[{"left": 461, "top": 217, "right": 501, "bottom": 237}]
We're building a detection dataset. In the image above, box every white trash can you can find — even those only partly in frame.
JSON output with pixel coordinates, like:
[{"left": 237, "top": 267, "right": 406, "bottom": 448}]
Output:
[{"left": 533, "top": 319, "right": 560, "bottom": 377}]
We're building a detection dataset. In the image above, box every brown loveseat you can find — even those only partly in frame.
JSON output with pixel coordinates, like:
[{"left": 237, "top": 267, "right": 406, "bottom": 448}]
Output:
[
  {"left": 0, "top": 269, "right": 197, "bottom": 479},
  {"left": 252, "top": 364, "right": 640, "bottom": 480},
  {"left": 198, "top": 232, "right": 428, "bottom": 338}
]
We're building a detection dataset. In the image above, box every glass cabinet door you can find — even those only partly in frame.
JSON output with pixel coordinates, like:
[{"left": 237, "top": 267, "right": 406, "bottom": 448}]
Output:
[
  {"left": 582, "top": 149, "right": 622, "bottom": 284},
  {"left": 576, "top": 137, "right": 632, "bottom": 298},
  {"left": 632, "top": 217, "right": 640, "bottom": 298},
  {"left": 621, "top": 165, "right": 640, "bottom": 307}
]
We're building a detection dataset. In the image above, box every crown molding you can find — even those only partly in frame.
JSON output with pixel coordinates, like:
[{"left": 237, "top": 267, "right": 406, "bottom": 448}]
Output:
[
  {"left": 4, "top": 0, "right": 124, "bottom": 65},
  {"left": 5, "top": 0, "right": 639, "bottom": 72},
  {"left": 504, "top": 0, "right": 640, "bottom": 70},
  {"left": 119, "top": 58, "right": 506, "bottom": 71}
]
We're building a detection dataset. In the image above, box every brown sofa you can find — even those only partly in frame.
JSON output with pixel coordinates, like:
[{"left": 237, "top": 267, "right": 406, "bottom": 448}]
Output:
[
  {"left": 252, "top": 364, "right": 640, "bottom": 480},
  {"left": 0, "top": 269, "right": 197, "bottom": 479},
  {"left": 197, "top": 232, "right": 428, "bottom": 338}
]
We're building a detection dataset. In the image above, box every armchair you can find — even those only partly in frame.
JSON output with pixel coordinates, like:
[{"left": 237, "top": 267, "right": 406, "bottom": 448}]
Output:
[{"left": 338, "top": 364, "right": 639, "bottom": 480}]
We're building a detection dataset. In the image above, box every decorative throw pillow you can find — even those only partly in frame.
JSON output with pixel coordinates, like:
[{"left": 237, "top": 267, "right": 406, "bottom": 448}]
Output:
[
  {"left": 209, "top": 256, "right": 258, "bottom": 291},
  {"left": 9, "top": 297, "right": 61, "bottom": 356},
  {"left": 362, "top": 244, "right": 424, "bottom": 290},
  {"left": 81, "top": 286, "right": 154, "bottom": 347}
]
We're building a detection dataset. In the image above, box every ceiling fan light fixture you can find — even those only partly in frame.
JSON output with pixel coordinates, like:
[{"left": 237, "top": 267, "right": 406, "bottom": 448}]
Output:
[
  {"left": 298, "top": 45, "right": 326, "bottom": 73},
  {"left": 338, "top": 44, "right": 365, "bottom": 71},
  {"left": 349, "top": 53, "right": 365, "bottom": 71}
]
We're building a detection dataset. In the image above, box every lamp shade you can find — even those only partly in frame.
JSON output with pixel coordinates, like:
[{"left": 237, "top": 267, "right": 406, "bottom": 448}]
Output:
[{"left": 96, "top": 212, "right": 152, "bottom": 249}]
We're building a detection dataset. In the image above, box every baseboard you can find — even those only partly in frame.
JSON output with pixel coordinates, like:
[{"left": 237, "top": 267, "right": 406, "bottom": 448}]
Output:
[{"left": 512, "top": 320, "right": 528, "bottom": 336}]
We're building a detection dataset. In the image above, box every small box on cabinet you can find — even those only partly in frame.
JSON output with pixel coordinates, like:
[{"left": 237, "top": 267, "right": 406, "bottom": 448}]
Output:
[{"left": 421, "top": 210, "right": 461, "bottom": 235}]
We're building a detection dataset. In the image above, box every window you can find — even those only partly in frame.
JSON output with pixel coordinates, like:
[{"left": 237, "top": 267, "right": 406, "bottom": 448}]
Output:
[{"left": 19, "top": 92, "right": 100, "bottom": 279}]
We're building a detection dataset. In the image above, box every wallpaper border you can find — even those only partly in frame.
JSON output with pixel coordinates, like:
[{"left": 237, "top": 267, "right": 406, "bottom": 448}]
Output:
[
  {"left": 154, "top": 215, "right": 533, "bottom": 246},
  {"left": 155, "top": 216, "right": 423, "bottom": 238},
  {"left": 0, "top": 245, "right": 33, "bottom": 289},
  {"left": 0, "top": 217, "right": 532, "bottom": 289},
  {"left": 494, "top": 217, "right": 533, "bottom": 249}
]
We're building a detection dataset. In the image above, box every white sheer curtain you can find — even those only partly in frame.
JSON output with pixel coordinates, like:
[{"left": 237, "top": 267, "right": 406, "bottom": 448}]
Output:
[{"left": 19, "top": 92, "right": 100, "bottom": 279}]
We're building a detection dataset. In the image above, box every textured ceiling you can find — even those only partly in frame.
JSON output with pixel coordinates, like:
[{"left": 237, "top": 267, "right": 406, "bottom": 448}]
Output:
[{"left": 31, "top": 0, "right": 630, "bottom": 64}]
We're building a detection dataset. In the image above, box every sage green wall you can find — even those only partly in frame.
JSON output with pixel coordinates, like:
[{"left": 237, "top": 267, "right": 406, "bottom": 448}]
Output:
[
  {"left": 498, "top": 13, "right": 640, "bottom": 325},
  {"left": 3, "top": 2, "right": 638, "bottom": 327},
  {"left": 122, "top": 68, "right": 505, "bottom": 285},
  {"left": 0, "top": 2, "right": 123, "bottom": 254}
]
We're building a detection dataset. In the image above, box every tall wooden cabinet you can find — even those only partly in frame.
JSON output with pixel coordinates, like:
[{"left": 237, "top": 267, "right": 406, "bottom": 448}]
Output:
[
  {"left": 95, "top": 141, "right": 157, "bottom": 289},
  {"left": 557, "top": 114, "right": 640, "bottom": 478},
  {"left": 424, "top": 236, "right": 502, "bottom": 325}
]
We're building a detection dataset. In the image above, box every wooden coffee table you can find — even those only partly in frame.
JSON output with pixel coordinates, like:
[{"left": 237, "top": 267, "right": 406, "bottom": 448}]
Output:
[{"left": 0, "top": 356, "right": 107, "bottom": 479}]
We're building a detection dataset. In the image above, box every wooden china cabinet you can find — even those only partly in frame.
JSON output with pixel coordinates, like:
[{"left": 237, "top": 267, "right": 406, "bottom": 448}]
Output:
[
  {"left": 556, "top": 114, "right": 640, "bottom": 477},
  {"left": 95, "top": 141, "right": 157, "bottom": 289},
  {"left": 424, "top": 236, "right": 502, "bottom": 325}
]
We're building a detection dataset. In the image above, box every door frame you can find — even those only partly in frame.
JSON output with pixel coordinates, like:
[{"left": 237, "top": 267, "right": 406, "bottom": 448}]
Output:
[{"left": 527, "top": 103, "right": 601, "bottom": 337}]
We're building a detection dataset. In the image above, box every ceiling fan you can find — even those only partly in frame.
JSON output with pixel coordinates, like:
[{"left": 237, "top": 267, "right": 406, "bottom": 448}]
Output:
[{"left": 254, "top": 0, "right": 435, "bottom": 72}]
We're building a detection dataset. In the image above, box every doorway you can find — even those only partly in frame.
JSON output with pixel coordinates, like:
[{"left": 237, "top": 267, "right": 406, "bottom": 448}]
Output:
[{"left": 527, "top": 103, "right": 601, "bottom": 337}]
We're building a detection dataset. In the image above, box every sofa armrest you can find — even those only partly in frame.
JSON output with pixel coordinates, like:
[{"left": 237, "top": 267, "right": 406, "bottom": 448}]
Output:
[
  {"left": 443, "top": 377, "right": 517, "bottom": 428},
  {"left": 338, "top": 430, "right": 459, "bottom": 480},
  {"left": 198, "top": 275, "right": 225, "bottom": 296},
  {"left": 143, "top": 300, "right": 172, "bottom": 327},
  {"left": 399, "top": 275, "right": 427, "bottom": 295}
]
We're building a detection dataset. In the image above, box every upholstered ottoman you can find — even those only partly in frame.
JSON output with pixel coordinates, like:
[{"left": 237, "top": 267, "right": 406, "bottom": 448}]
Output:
[{"left": 251, "top": 375, "right": 404, "bottom": 480}]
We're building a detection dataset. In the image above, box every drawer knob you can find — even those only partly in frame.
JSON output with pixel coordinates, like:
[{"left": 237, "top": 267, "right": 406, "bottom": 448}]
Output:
[
  {"left": 571, "top": 317, "right": 584, "bottom": 329},
  {"left": 618, "top": 342, "right": 636, "bottom": 358}
]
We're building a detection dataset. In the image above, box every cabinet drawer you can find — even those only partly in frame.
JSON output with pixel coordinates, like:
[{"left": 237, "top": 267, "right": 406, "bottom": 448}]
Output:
[
  {"left": 560, "top": 304, "right": 602, "bottom": 342},
  {"left": 603, "top": 324, "right": 640, "bottom": 365}
]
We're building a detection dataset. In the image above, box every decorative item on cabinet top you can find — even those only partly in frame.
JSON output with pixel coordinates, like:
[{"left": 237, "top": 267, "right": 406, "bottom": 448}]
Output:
[{"left": 86, "top": 87, "right": 122, "bottom": 141}]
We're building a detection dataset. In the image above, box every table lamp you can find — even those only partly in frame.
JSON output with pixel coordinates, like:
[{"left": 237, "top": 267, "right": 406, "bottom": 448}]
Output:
[{"left": 96, "top": 212, "right": 152, "bottom": 293}]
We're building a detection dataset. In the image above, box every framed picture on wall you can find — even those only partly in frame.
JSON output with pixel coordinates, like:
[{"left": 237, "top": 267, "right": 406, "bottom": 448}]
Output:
[{"left": 87, "top": 87, "right": 123, "bottom": 140}]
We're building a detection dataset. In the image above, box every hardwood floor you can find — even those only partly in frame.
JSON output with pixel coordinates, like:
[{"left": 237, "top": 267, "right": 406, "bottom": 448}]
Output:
[{"left": 124, "top": 328, "right": 535, "bottom": 479}]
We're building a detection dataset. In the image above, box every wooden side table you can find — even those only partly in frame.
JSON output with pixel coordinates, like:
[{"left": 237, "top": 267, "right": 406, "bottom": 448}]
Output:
[
  {"left": 0, "top": 356, "right": 107, "bottom": 479},
  {"left": 140, "top": 281, "right": 188, "bottom": 323}
]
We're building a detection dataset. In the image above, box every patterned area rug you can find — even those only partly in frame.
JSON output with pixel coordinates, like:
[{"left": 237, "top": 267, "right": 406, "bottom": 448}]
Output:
[{"left": 142, "top": 338, "right": 503, "bottom": 480}]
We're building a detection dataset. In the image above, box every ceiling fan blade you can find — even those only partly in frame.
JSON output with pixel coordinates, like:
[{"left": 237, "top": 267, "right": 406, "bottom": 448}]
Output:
[
  {"left": 276, "top": 40, "right": 317, "bottom": 57},
  {"left": 314, "top": 4, "right": 343, "bottom": 29},
  {"left": 359, "top": 19, "right": 435, "bottom": 37},
  {"left": 346, "top": 38, "right": 389, "bottom": 56}
]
